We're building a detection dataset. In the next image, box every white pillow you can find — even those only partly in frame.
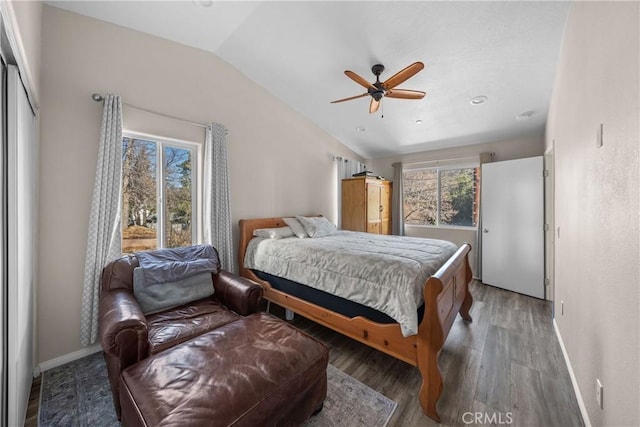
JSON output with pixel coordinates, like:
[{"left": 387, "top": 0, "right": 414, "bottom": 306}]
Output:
[
  {"left": 253, "top": 226, "right": 295, "bottom": 239},
  {"left": 283, "top": 217, "right": 308, "bottom": 238},
  {"left": 296, "top": 216, "right": 337, "bottom": 238}
]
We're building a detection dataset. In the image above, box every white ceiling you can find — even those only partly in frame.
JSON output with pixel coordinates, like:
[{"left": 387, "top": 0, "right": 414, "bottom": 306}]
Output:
[{"left": 47, "top": 1, "right": 571, "bottom": 159}]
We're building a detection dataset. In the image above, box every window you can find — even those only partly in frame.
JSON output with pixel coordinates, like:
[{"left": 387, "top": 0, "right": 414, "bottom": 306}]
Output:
[
  {"left": 403, "top": 166, "right": 480, "bottom": 227},
  {"left": 121, "top": 134, "right": 198, "bottom": 254}
]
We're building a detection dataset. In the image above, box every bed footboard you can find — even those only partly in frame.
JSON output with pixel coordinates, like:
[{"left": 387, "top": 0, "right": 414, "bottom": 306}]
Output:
[{"left": 417, "top": 243, "right": 473, "bottom": 421}]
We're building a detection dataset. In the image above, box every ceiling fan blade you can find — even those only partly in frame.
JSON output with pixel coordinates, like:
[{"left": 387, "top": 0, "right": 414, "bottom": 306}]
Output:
[
  {"left": 330, "top": 93, "right": 369, "bottom": 103},
  {"left": 382, "top": 62, "right": 424, "bottom": 90},
  {"left": 386, "top": 89, "right": 426, "bottom": 99},
  {"left": 369, "top": 98, "right": 380, "bottom": 114},
  {"left": 345, "top": 70, "right": 377, "bottom": 90}
]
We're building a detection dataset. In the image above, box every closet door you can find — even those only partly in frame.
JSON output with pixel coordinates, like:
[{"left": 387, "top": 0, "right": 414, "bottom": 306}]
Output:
[
  {"left": 0, "top": 57, "right": 6, "bottom": 426},
  {"left": 481, "top": 157, "right": 544, "bottom": 298},
  {"left": 6, "top": 65, "right": 36, "bottom": 427}
]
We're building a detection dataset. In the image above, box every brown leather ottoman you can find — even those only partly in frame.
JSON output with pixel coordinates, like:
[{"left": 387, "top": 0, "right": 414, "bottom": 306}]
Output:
[{"left": 119, "top": 313, "right": 328, "bottom": 426}]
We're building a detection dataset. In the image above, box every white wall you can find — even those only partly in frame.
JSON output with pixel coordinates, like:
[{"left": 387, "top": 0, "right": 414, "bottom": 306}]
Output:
[
  {"left": 546, "top": 2, "right": 639, "bottom": 426},
  {"left": 38, "top": 6, "right": 362, "bottom": 363},
  {"left": 368, "top": 134, "right": 544, "bottom": 276}
]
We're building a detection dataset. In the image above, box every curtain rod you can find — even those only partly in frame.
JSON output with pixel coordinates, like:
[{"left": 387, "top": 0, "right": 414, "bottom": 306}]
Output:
[{"left": 91, "top": 93, "right": 215, "bottom": 131}]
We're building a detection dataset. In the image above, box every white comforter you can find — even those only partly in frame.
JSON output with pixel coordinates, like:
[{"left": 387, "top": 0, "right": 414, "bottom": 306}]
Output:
[{"left": 244, "top": 230, "right": 457, "bottom": 336}]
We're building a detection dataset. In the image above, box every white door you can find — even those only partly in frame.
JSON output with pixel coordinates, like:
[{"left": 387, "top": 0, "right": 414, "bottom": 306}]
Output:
[
  {"left": 482, "top": 157, "right": 544, "bottom": 298},
  {"left": 7, "top": 65, "right": 36, "bottom": 427}
]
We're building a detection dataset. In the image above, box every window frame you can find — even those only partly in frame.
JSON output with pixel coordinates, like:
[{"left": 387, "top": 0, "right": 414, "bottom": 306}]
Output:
[
  {"left": 122, "top": 131, "right": 200, "bottom": 251},
  {"left": 402, "top": 162, "right": 479, "bottom": 230}
]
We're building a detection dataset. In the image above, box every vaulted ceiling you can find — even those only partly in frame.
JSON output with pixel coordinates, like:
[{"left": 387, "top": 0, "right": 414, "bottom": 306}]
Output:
[{"left": 48, "top": 1, "right": 571, "bottom": 158}]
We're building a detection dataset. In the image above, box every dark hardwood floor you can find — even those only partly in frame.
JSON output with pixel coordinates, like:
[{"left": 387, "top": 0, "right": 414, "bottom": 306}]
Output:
[
  {"left": 279, "top": 281, "right": 583, "bottom": 427},
  {"left": 25, "top": 280, "right": 583, "bottom": 427}
]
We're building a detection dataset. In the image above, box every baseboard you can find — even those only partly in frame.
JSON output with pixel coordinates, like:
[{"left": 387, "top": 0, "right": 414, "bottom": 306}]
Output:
[
  {"left": 36, "top": 343, "right": 102, "bottom": 375},
  {"left": 553, "top": 318, "right": 591, "bottom": 427}
]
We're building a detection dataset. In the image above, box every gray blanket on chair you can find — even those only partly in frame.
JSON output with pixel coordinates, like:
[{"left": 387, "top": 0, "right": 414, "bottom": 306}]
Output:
[{"left": 135, "top": 244, "right": 220, "bottom": 286}]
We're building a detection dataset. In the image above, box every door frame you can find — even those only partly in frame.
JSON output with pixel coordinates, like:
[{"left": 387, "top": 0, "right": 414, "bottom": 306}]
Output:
[
  {"left": 0, "top": 54, "right": 5, "bottom": 427},
  {"left": 0, "top": 8, "right": 40, "bottom": 426},
  {"left": 544, "top": 143, "right": 555, "bottom": 301}
]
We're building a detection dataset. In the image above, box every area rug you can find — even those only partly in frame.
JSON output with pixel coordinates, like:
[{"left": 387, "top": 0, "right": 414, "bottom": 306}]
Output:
[{"left": 39, "top": 351, "right": 397, "bottom": 427}]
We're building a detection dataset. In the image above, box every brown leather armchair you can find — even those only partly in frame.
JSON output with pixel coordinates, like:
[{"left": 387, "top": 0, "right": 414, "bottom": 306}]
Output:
[{"left": 98, "top": 246, "right": 263, "bottom": 419}]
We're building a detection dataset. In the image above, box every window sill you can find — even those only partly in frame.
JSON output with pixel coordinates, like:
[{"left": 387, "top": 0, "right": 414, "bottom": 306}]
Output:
[{"left": 404, "top": 224, "right": 478, "bottom": 231}]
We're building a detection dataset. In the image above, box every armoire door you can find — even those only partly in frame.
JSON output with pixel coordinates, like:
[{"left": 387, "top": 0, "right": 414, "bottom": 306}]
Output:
[
  {"left": 366, "top": 182, "right": 381, "bottom": 234},
  {"left": 481, "top": 156, "right": 544, "bottom": 298},
  {"left": 380, "top": 183, "right": 391, "bottom": 235}
]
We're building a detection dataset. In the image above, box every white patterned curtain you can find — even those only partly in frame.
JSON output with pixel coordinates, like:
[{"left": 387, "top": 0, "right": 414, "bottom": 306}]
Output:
[
  {"left": 335, "top": 157, "right": 366, "bottom": 228},
  {"left": 80, "top": 95, "right": 123, "bottom": 346},
  {"left": 203, "top": 123, "right": 235, "bottom": 272},
  {"left": 392, "top": 162, "right": 404, "bottom": 236},
  {"left": 475, "top": 152, "right": 493, "bottom": 279}
]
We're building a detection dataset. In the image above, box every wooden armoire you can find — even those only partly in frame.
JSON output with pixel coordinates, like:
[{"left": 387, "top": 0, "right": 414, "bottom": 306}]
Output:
[{"left": 341, "top": 177, "right": 392, "bottom": 234}]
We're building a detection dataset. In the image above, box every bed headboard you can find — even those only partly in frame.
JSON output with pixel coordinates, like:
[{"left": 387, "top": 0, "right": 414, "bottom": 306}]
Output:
[
  {"left": 237, "top": 217, "right": 290, "bottom": 278},
  {"left": 237, "top": 215, "right": 321, "bottom": 278}
]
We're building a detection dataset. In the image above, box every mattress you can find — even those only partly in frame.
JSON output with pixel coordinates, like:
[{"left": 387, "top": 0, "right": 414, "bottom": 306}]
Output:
[{"left": 244, "top": 230, "right": 457, "bottom": 336}]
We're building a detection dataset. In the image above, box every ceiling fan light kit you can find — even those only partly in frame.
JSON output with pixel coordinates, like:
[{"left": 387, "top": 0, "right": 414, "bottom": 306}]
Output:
[
  {"left": 516, "top": 110, "right": 536, "bottom": 121},
  {"left": 331, "top": 62, "right": 426, "bottom": 114},
  {"left": 470, "top": 95, "right": 488, "bottom": 105}
]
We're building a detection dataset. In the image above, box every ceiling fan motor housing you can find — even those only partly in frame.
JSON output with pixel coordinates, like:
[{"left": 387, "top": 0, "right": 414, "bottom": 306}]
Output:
[
  {"left": 368, "top": 85, "right": 385, "bottom": 101},
  {"left": 369, "top": 64, "right": 386, "bottom": 100}
]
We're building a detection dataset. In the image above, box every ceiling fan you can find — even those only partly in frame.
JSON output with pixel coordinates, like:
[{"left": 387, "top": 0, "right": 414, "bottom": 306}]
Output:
[{"left": 330, "top": 62, "right": 426, "bottom": 114}]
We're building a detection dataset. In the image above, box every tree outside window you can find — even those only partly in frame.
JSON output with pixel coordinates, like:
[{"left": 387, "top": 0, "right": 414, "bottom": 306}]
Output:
[
  {"left": 403, "top": 167, "right": 479, "bottom": 227},
  {"left": 121, "top": 136, "right": 196, "bottom": 254}
]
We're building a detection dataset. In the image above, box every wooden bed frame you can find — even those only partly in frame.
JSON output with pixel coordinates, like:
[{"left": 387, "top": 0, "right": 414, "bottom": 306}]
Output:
[{"left": 238, "top": 217, "right": 473, "bottom": 422}]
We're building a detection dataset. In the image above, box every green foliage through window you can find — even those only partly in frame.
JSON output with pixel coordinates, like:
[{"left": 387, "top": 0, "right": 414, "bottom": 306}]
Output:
[
  {"left": 121, "top": 136, "right": 195, "bottom": 253},
  {"left": 163, "top": 146, "right": 193, "bottom": 249},
  {"left": 403, "top": 167, "right": 479, "bottom": 227}
]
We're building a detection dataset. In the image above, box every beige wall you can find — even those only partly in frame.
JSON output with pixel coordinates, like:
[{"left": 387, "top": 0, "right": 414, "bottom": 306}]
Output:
[
  {"left": 38, "top": 6, "right": 362, "bottom": 363},
  {"left": 546, "top": 2, "right": 639, "bottom": 426},
  {"left": 368, "top": 134, "right": 545, "bottom": 276}
]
